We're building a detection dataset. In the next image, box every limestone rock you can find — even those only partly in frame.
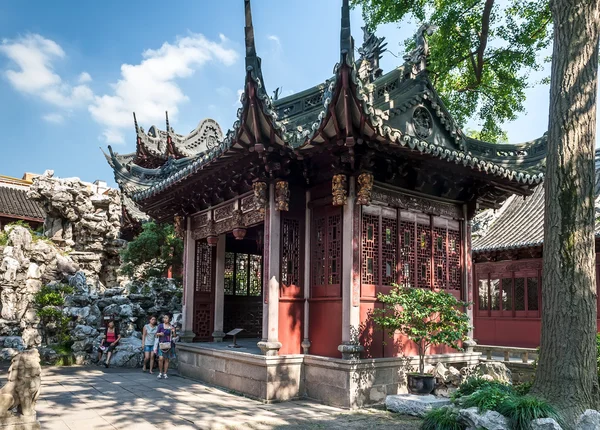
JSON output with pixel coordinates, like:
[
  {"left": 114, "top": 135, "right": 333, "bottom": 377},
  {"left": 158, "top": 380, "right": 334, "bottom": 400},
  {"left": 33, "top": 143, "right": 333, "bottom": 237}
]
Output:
[
  {"left": 1, "top": 257, "right": 19, "bottom": 282},
  {"left": 576, "top": 410, "right": 600, "bottom": 430},
  {"left": 385, "top": 394, "right": 451, "bottom": 417},
  {"left": 458, "top": 407, "right": 510, "bottom": 430},
  {"left": 0, "top": 348, "right": 19, "bottom": 361},
  {"left": 532, "top": 418, "right": 563, "bottom": 430},
  {"left": 3, "top": 336, "right": 25, "bottom": 351},
  {"left": 1, "top": 288, "right": 17, "bottom": 320},
  {"left": 110, "top": 337, "right": 143, "bottom": 368},
  {"left": 467, "top": 362, "right": 512, "bottom": 384},
  {"left": 21, "top": 328, "right": 42, "bottom": 347}
]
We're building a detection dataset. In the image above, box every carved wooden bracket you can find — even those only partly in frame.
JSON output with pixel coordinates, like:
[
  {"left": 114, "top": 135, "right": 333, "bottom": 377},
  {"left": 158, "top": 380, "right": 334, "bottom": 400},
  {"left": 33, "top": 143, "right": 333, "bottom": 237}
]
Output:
[{"left": 332, "top": 174, "right": 348, "bottom": 206}]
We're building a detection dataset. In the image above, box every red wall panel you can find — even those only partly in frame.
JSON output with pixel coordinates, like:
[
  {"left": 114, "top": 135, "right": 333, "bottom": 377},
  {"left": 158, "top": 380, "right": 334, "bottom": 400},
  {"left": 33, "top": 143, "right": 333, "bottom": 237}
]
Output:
[
  {"left": 278, "top": 299, "right": 303, "bottom": 355},
  {"left": 309, "top": 299, "right": 342, "bottom": 358}
]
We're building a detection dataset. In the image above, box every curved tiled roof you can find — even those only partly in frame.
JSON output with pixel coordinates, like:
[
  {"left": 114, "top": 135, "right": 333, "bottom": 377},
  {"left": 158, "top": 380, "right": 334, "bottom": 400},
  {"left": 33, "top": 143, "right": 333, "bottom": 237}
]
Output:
[
  {"left": 105, "top": 0, "right": 548, "bottom": 214},
  {"left": 473, "top": 150, "right": 600, "bottom": 253},
  {"left": 0, "top": 182, "right": 44, "bottom": 221}
]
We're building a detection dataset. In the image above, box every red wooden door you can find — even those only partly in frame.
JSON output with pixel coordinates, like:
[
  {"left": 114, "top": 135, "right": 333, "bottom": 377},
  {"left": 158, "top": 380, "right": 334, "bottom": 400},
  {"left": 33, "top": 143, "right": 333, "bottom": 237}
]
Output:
[{"left": 193, "top": 241, "right": 215, "bottom": 341}]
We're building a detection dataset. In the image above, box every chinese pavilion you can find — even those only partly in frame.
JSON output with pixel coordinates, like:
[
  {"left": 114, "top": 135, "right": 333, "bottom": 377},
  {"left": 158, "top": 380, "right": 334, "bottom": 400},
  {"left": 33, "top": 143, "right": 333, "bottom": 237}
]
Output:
[
  {"left": 472, "top": 151, "right": 600, "bottom": 348},
  {"left": 106, "top": 0, "right": 547, "bottom": 407}
]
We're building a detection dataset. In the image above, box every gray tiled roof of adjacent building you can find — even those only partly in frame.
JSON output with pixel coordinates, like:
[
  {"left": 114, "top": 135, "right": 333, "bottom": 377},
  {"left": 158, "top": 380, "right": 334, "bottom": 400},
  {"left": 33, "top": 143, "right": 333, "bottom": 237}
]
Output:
[
  {"left": 472, "top": 150, "right": 600, "bottom": 253},
  {"left": 0, "top": 183, "right": 44, "bottom": 221}
]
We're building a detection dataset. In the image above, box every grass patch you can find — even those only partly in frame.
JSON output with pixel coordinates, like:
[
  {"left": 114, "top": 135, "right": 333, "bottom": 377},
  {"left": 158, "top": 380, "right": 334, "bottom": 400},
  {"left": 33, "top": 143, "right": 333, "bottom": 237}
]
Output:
[
  {"left": 459, "top": 384, "right": 514, "bottom": 412},
  {"left": 497, "top": 395, "right": 561, "bottom": 430},
  {"left": 422, "top": 406, "right": 465, "bottom": 430}
]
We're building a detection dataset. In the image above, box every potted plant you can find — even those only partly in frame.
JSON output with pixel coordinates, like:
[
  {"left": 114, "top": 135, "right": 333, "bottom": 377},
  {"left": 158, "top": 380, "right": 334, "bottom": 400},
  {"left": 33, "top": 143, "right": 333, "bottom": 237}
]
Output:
[{"left": 372, "top": 284, "right": 471, "bottom": 395}]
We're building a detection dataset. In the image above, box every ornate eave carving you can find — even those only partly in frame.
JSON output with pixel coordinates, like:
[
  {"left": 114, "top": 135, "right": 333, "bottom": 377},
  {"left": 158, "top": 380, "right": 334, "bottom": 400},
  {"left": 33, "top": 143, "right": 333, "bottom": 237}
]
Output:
[
  {"left": 190, "top": 192, "right": 264, "bottom": 241},
  {"left": 371, "top": 185, "right": 463, "bottom": 220}
]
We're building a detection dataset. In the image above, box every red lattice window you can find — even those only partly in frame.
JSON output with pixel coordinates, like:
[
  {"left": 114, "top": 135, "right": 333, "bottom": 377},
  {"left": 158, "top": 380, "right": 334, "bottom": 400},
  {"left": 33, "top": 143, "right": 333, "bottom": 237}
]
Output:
[
  {"left": 416, "top": 224, "right": 431, "bottom": 288},
  {"left": 328, "top": 213, "right": 342, "bottom": 285},
  {"left": 381, "top": 217, "right": 397, "bottom": 286},
  {"left": 514, "top": 278, "right": 525, "bottom": 311},
  {"left": 224, "top": 252, "right": 262, "bottom": 296},
  {"left": 312, "top": 216, "right": 326, "bottom": 287},
  {"left": 398, "top": 221, "right": 415, "bottom": 287},
  {"left": 311, "top": 207, "right": 342, "bottom": 294},
  {"left": 361, "top": 214, "right": 379, "bottom": 286},
  {"left": 433, "top": 226, "right": 447, "bottom": 289},
  {"left": 281, "top": 218, "right": 301, "bottom": 287},
  {"left": 194, "top": 241, "right": 213, "bottom": 292},
  {"left": 448, "top": 229, "right": 461, "bottom": 290}
]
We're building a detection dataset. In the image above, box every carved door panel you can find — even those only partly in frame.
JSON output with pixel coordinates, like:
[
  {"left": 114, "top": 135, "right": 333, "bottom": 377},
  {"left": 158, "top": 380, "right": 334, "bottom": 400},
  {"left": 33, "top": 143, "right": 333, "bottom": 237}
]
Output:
[{"left": 193, "top": 241, "right": 215, "bottom": 341}]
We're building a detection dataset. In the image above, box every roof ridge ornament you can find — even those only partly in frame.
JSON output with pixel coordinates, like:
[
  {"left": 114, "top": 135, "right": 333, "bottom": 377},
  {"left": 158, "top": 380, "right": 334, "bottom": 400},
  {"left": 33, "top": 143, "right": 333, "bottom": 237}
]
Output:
[
  {"left": 133, "top": 112, "right": 139, "bottom": 134},
  {"left": 357, "top": 26, "right": 387, "bottom": 82},
  {"left": 340, "top": 0, "right": 354, "bottom": 65},
  {"left": 403, "top": 23, "right": 438, "bottom": 77}
]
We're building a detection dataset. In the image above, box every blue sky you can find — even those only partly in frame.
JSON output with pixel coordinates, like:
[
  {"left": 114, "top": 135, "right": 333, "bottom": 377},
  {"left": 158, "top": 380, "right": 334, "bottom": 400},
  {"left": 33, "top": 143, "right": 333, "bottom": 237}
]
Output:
[{"left": 0, "top": 1, "right": 556, "bottom": 186}]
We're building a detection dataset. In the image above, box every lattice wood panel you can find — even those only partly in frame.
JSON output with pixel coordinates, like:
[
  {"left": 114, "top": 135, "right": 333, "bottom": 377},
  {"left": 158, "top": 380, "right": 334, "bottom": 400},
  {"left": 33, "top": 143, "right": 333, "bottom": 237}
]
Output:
[
  {"left": 249, "top": 255, "right": 262, "bottom": 296},
  {"left": 235, "top": 254, "right": 249, "bottom": 295},
  {"left": 312, "top": 215, "right": 326, "bottom": 287},
  {"left": 398, "top": 221, "right": 415, "bottom": 287},
  {"left": 527, "top": 277, "right": 539, "bottom": 310},
  {"left": 433, "top": 226, "right": 447, "bottom": 289},
  {"left": 514, "top": 278, "right": 525, "bottom": 310},
  {"left": 416, "top": 224, "right": 431, "bottom": 288},
  {"left": 224, "top": 252, "right": 235, "bottom": 295},
  {"left": 194, "top": 241, "right": 212, "bottom": 293},
  {"left": 381, "top": 217, "right": 397, "bottom": 286},
  {"left": 327, "top": 213, "right": 342, "bottom": 285},
  {"left": 193, "top": 303, "right": 212, "bottom": 340},
  {"left": 448, "top": 229, "right": 461, "bottom": 290},
  {"left": 281, "top": 218, "right": 301, "bottom": 287},
  {"left": 361, "top": 213, "right": 379, "bottom": 286}
]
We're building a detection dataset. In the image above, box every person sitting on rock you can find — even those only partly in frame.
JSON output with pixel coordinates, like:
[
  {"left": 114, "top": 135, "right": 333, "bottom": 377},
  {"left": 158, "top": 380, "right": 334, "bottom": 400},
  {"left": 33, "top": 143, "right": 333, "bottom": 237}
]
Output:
[
  {"left": 142, "top": 315, "right": 158, "bottom": 374},
  {"left": 98, "top": 320, "right": 121, "bottom": 368}
]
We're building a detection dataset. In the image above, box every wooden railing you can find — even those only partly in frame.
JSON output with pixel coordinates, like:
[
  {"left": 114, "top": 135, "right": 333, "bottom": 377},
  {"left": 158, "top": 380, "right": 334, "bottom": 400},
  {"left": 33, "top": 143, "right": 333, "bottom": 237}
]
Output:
[{"left": 474, "top": 345, "right": 537, "bottom": 364}]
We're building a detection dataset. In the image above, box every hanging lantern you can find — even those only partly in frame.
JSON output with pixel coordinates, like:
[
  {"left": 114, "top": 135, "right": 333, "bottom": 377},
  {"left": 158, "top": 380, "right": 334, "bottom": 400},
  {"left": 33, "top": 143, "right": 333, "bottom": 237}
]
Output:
[
  {"left": 356, "top": 172, "right": 374, "bottom": 205},
  {"left": 253, "top": 181, "right": 268, "bottom": 214},
  {"left": 332, "top": 174, "right": 348, "bottom": 206},
  {"left": 275, "top": 180, "right": 290, "bottom": 211},
  {"left": 232, "top": 209, "right": 247, "bottom": 240},
  {"left": 206, "top": 219, "right": 219, "bottom": 246}
]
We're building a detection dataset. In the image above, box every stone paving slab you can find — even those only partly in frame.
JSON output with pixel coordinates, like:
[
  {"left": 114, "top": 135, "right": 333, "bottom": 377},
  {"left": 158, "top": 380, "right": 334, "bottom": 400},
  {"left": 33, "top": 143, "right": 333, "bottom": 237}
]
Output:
[{"left": 0, "top": 366, "right": 422, "bottom": 429}]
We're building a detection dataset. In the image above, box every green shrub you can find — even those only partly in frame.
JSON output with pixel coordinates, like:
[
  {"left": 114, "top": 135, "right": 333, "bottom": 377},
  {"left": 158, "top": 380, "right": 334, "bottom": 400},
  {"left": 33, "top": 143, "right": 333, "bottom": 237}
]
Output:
[
  {"left": 0, "top": 231, "right": 7, "bottom": 246},
  {"left": 514, "top": 381, "right": 533, "bottom": 396},
  {"left": 421, "top": 407, "right": 465, "bottom": 430},
  {"left": 33, "top": 284, "right": 74, "bottom": 347},
  {"left": 460, "top": 384, "right": 515, "bottom": 412},
  {"left": 452, "top": 377, "right": 512, "bottom": 401},
  {"left": 497, "top": 395, "right": 561, "bottom": 430}
]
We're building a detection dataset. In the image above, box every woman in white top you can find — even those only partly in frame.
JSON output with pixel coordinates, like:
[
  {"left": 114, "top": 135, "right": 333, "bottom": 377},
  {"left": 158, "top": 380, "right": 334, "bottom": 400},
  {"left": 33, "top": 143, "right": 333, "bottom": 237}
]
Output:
[{"left": 141, "top": 315, "right": 158, "bottom": 374}]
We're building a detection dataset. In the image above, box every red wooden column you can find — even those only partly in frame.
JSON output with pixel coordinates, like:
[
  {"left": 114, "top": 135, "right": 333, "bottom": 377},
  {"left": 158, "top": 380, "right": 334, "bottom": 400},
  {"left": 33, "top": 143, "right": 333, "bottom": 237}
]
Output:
[
  {"left": 463, "top": 204, "right": 474, "bottom": 339},
  {"left": 339, "top": 177, "right": 364, "bottom": 359},
  {"left": 302, "top": 190, "right": 312, "bottom": 354},
  {"left": 180, "top": 217, "right": 196, "bottom": 342},
  {"left": 212, "top": 233, "right": 226, "bottom": 342},
  {"left": 258, "top": 183, "right": 282, "bottom": 356}
]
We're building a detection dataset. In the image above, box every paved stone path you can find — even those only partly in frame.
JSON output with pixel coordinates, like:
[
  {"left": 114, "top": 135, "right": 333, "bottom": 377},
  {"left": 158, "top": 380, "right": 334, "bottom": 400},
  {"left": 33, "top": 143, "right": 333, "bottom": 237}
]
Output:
[{"left": 32, "top": 367, "right": 422, "bottom": 429}]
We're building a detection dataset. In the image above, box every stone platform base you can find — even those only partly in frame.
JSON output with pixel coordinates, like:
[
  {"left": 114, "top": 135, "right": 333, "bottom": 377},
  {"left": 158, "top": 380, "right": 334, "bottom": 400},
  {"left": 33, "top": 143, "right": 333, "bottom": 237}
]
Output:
[
  {"left": 386, "top": 394, "right": 451, "bottom": 417},
  {"left": 0, "top": 415, "right": 41, "bottom": 430},
  {"left": 178, "top": 342, "right": 481, "bottom": 409}
]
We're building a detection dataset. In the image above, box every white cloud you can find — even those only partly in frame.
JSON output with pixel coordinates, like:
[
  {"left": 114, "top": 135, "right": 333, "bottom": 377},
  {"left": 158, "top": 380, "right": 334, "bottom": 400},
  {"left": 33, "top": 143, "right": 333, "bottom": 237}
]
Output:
[
  {"left": 0, "top": 34, "right": 93, "bottom": 109},
  {"left": 267, "top": 35, "right": 281, "bottom": 49},
  {"left": 89, "top": 33, "right": 239, "bottom": 143},
  {"left": 102, "top": 129, "right": 125, "bottom": 144},
  {"left": 42, "top": 112, "right": 64, "bottom": 124},
  {"left": 78, "top": 72, "right": 92, "bottom": 83},
  {"left": 234, "top": 88, "right": 243, "bottom": 107}
]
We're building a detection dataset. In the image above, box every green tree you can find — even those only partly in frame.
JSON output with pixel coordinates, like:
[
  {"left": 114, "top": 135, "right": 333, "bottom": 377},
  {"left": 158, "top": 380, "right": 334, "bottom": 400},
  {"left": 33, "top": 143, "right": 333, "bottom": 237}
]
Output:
[
  {"left": 372, "top": 285, "right": 471, "bottom": 374},
  {"left": 120, "top": 222, "right": 183, "bottom": 280},
  {"left": 353, "top": 0, "right": 552, "bottom": 142},
  {"left": 531, "top": 0, "right": 600, "bottom": 426}
]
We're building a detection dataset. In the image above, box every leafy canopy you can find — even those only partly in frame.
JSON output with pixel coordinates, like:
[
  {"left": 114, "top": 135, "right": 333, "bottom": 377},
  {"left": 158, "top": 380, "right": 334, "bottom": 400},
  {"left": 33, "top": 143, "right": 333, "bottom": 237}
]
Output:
[
  {"left": 120, "top": 221, "right": 183, "bottom": 280},
  {"left": 372, "top": 284, "right": 471, "bottom": 373},
  {"left": 353, "top": 0, "right": 552, "bottom": 142}
]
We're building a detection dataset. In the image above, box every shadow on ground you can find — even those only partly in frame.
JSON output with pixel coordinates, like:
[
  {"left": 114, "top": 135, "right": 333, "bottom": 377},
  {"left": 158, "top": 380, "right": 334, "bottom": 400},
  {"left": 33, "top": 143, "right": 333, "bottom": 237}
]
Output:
[{"left": 0, "top": 365, "right": 422, "bottom": 429}]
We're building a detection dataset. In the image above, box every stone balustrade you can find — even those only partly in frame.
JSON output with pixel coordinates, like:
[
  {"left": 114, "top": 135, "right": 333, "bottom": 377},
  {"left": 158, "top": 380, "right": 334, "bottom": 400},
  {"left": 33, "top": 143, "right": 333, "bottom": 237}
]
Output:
[{"left": 474, "top": 345, "right": 537, "bottom": 364}]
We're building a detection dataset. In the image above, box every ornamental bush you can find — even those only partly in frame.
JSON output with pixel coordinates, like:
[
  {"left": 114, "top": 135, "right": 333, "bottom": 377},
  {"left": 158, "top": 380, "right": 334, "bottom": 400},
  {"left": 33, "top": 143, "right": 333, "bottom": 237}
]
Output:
[
  {"left": 497, "top": 395, "right": 561, "bottom": 430},
  {"left": 33, "top": 284, "right": 74, "bottom": 348},
  {"left": 371, "top": 284, "right": 471, "bottom": 374}
]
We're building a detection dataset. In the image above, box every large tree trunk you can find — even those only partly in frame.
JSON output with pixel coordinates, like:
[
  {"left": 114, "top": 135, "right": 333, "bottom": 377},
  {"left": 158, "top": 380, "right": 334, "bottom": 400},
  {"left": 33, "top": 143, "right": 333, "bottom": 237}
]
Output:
[{"left": 531, "top": 0, "right": 600, "bottom": 426}]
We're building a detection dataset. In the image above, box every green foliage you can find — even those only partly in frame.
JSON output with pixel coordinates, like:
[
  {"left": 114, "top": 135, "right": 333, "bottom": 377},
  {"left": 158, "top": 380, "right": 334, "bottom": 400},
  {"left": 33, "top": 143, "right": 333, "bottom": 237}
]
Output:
[
  {"left": 421, "top": 406, "right": 465, "bottom": 430},
  {"left": 514, "top": 381, "right": 533, "bottom": 396},
  {"left": 371, "top": 284, "right": 471, "bottom": 374},
  {"left": 0, "top": 220, "right": 49, "bottom": 245},
  {"left": 33, "top": 284, "right": 73, "bottom": 347},
  {"left": 120, "top": 221, "right": 183, "bottom": 280},
  {"left": 451, "top": 376, "right": 512, "bottom": 400},
  {"left": 460, "top": 384, "right": 514, "bottom": 412},
  {"left": 0, "top": 232, "right": 7, "bottom": 246},
  {"left": 353, "top": 0, "right": 552, "bottom": 142},
  {"left": 497, "top": 395, "right": 561, "bottom": 430}
]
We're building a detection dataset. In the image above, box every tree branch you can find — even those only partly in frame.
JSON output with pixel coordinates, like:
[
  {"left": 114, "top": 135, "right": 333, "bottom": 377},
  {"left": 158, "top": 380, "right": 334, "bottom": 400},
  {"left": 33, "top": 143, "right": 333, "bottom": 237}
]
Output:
[{"left": 476, "top": 0, "right": 495, "bottom": 81}]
